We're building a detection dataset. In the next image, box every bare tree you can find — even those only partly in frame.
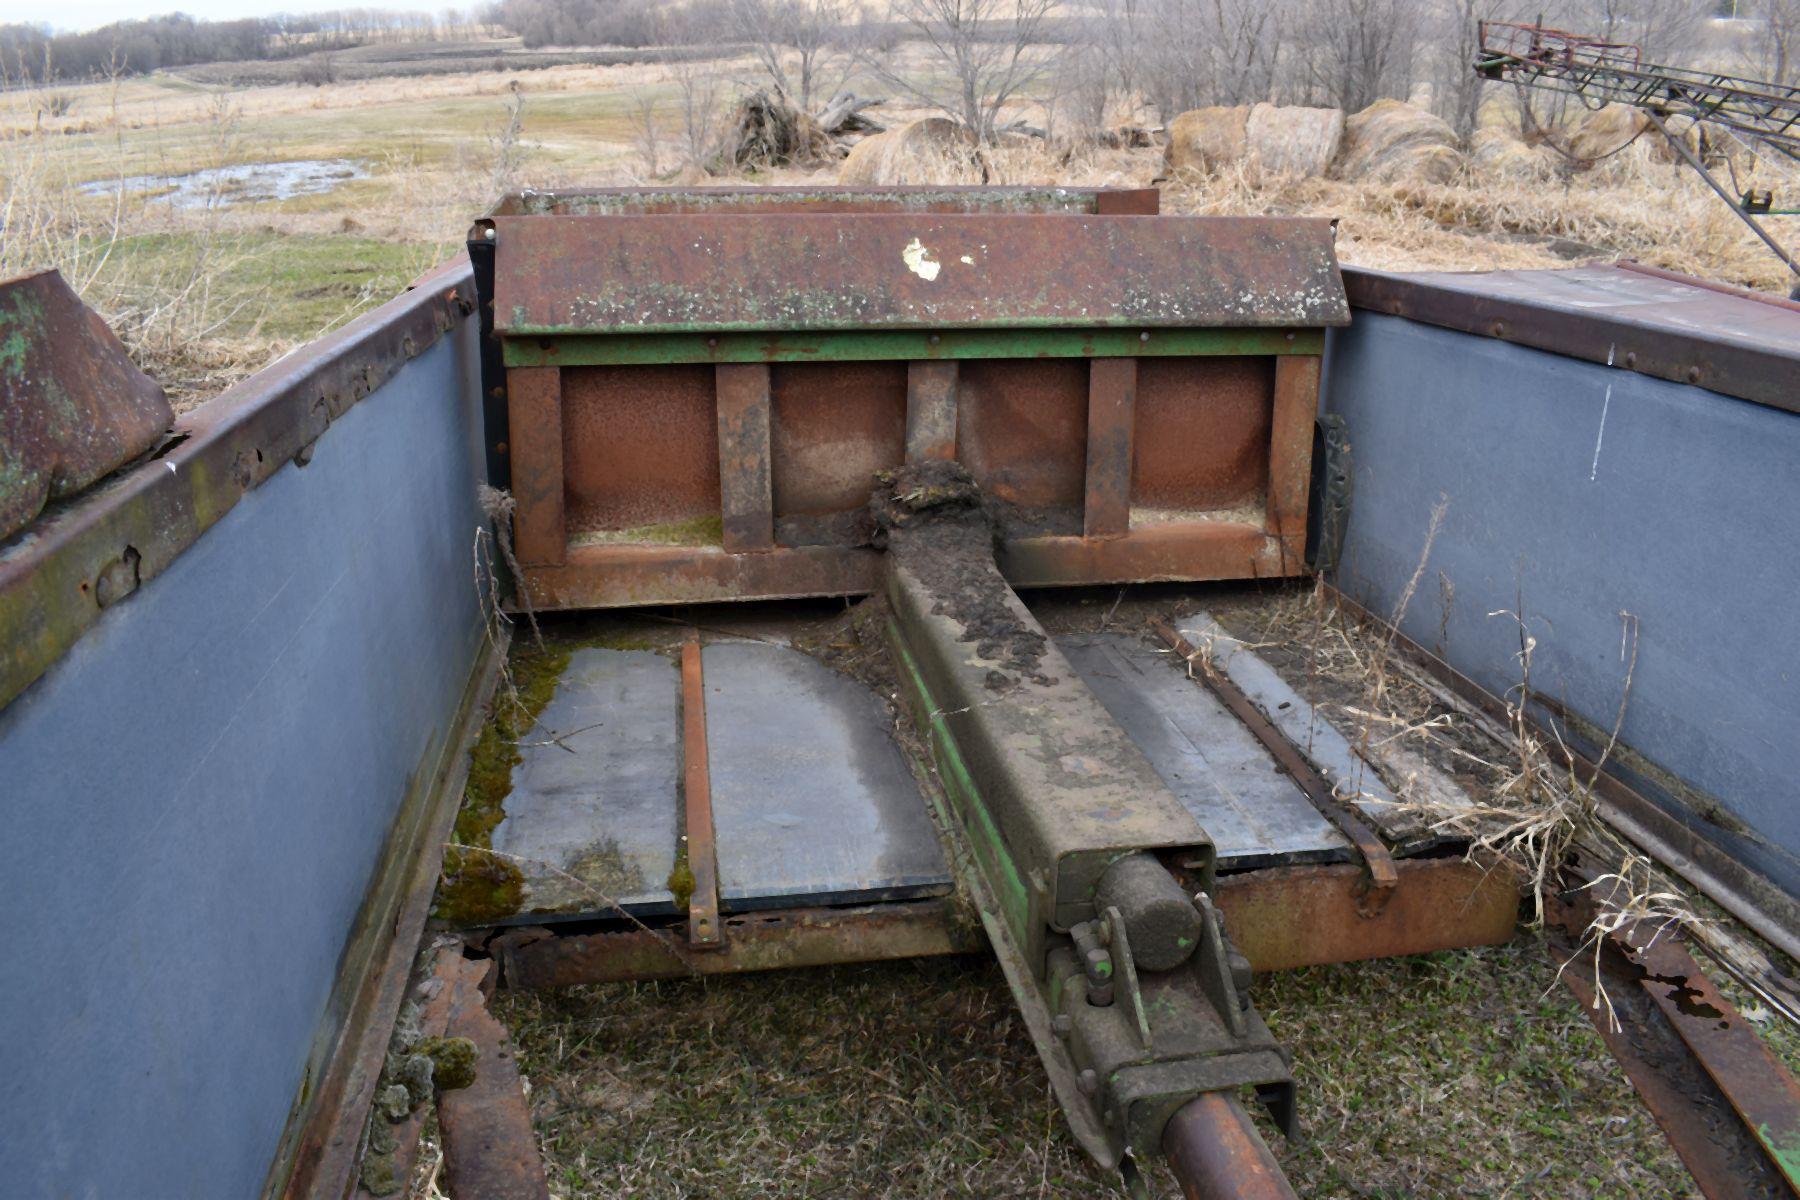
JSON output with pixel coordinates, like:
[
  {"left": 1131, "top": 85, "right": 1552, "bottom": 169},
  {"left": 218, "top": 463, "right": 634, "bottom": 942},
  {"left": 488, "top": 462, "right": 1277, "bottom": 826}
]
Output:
[
  {"left": 868, "top": 0, "right": 1065, "bottom": 142},
  {"left": 731, "top": 0, "right": 858, "bottom": 113},
  {"left": 1432, "top": 0, "right": 1521, "bottom": 142},
  {"left": 1739, "top": 0, "right": 1800, "bottom": 85},
  {"left": 1298, "top": 0, "right": 1414, "bottom": 113}
]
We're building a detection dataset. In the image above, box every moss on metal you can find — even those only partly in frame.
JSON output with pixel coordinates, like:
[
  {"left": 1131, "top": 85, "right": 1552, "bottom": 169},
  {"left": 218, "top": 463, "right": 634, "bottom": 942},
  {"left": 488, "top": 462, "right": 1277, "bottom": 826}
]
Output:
[{"left": 433, "top": 644, "right": 571, "bottom": 926}]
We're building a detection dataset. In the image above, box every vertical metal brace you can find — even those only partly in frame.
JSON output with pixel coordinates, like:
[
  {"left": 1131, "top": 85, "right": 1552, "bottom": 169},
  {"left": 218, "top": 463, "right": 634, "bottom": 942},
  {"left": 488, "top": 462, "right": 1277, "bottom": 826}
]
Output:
[
  {"left": 905, "top": 360, "right": 959, "bottom": 463},
  {"left": 505, "top": 365, "right": 565, "bottom": 566},
  {"left": 681, "top": 639, "right": 724, "bottom": 949},
  {"left": 715, "top": 363, "right": 774, "bottom": 552},
  {"left": 1084, "top": 357, "right": 1136, "bottom": 539},
  {"left": 1268, "top": 355, "right": 1319, "bottom": 569}
]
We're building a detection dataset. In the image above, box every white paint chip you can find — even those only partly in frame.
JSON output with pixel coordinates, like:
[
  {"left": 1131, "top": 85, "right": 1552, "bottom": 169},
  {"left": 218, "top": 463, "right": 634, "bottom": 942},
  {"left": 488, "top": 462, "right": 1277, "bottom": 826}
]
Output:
[
  {"left": 902, "top": 237, "right": 941, "bottom": 281},
  {"left": 960, "top": 254, "right": 974, "bottom": 265}
]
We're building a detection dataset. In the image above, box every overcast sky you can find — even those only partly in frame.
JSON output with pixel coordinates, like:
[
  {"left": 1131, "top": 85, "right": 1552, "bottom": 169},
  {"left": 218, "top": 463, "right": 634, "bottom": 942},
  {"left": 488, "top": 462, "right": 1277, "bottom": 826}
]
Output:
[{"left": 0, "top": 1, "right": 350, "bottom": 34}]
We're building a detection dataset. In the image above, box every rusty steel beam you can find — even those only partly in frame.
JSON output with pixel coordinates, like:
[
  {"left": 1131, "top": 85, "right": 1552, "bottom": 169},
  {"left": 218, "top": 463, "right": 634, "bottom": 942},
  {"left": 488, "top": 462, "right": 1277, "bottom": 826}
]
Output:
[
  {"left": 1150, "top": 618, "right": 1400, "bottom": 908},
  {"left": 1163, "top": 1092, "right": 1300, "bottom": 1200},
  {"left": 1214, "top": 859, "right": 1520, "bottom": 973},
  {"left": 350, "top": 948, "right": 464, "bottom": 1200},
  {"left": 680, "top": 639, "right": 723, "bottom": 950},
  {"left": 1549, "top": 887, "right": 1799, "bottom": 1200},
  {"left": 494, "top": 215, "right": 1350, "bottom": 336},
  {"left": 496, "top": 898, "right": 982, "bottom": 989},
  {"left": 437, "top": 956, "right": 551, "bottom": 1200},
  {"left": 506, "top": 366, "right": 564, "bottom": 566},
  {"left": 905, "top": 360, "right": 959, "bottom": 463},
  {"left": 997, "top": 523, "right": 1300, "bottom": 589},
  {"left": 1266, "top": 356, "right": 1318, "bottom": 560},
  {"left": 518, "top": 542, "right": 880, "bottom": 610},
  {"left": 714, "top": 363, "right": 775, "bottom": 552},
  {"left": 1629, "top": 930, "right": 1800, "bottom": 1195},
  {"left": 494, "top": 855, "right": 1524, "bottom": 990},
  {"left": 0, "top": 266, "right": 474, "bottom": 714},
  {"left": 1082, "top": 358, "right": 1136, "bottom": 539}
]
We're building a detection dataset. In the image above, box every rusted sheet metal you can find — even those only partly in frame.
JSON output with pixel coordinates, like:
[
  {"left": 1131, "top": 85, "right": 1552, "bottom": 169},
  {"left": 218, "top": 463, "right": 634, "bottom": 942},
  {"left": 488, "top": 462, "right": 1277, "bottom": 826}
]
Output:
[
  {"left": 1131, "top": 357, "right": 1272, "bottom": 514},
  {"left": 485, "top": 184, "right": 1161, "bottom": 218},
  {"left": 494, "top": 215, "right": 1349, "bottom": 334},
  {"left": 1154, "top": 616, "right": 1399, "bottom": 910},
  {"left": 1549, "top": 890, "right": 1797, "bottom": 1199},
  {"left": 0, "top": 269, "right": 172, "bottom": 542},
  {"left": 0, "top": 266, "right": 474, "bottom": 714},
  {"left": 1266, "top": 356, "right": 1318, "bottom": 546},
  {"left": 519, "top": 523, "right": 1310, "bottom": 613},
  {"left": 561, "top": 363, "right": 719, "bottom": 536},
  {"left": 905, "top": 361, "right": 958, "bottom": 463},
  {"left": 352, "top": 947, "right": 463, "bottom": 1200},
  {"left": 680, "top": 639, "right": 724, "bottom": 950},
  {"left": 1627, "top": 927, "right": 1800, "bottom": 1194},
  {"left": 506, "top": 366, "right": 563, "bottom": 565},
  {"left": 998, "top": 523, "right": 1296, "bottom": 588},
  {"left": 1083, "top": 358, "right": 1136, "bottom": 539},
  {"left": 1214, "top": 859, "right": 1520, "bottom": 972},
  {"left": 1343, "top": 263, "right": 1800, "bottom": 413},
  {"left": 1163, "top": 1092, "right": 1300, "bottom": 1200},
  {"left": 497, "top": 899, "right": 982, "bottom": 989},
  {"left": 772, "top": 362, "right": 906, "bottom": 518},
  {"left": 714, "top": 364, "right": 775, "bottom": 552},
  {"left": 436, "top": 956, "right": 551, "bottom": 1200},
  {"left": 519, "top": 543, "right": 880, "bottom": 611}
]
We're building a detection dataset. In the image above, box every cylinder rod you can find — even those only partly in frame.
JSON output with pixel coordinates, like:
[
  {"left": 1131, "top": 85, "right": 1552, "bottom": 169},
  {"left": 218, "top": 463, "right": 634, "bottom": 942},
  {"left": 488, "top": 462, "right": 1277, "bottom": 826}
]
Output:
[{"left": 1162, "top": 1092, "right": 1299, "bottom": 1200}]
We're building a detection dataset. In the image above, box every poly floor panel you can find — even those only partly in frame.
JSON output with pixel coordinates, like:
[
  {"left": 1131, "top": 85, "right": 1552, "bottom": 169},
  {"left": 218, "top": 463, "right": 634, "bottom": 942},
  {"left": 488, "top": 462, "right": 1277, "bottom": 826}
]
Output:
[
  {"left": 489, "top": 641, "right": 949, "bottom": 924},
  {"left": 703, "top": 641, "right": 953, "bottom": 908},
  {"left": 1058, "top": 632, "right": 1353, "bottom": 868},
  {"left": 493, "top": 647, "right": 681, "bottom": 918}
]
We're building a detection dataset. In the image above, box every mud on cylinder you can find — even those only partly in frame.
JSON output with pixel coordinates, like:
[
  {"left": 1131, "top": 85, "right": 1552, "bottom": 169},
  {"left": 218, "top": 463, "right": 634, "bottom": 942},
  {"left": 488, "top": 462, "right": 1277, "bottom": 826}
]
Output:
[{"left": 1095, "top": 852, "right": 1203, "bottom": 972}]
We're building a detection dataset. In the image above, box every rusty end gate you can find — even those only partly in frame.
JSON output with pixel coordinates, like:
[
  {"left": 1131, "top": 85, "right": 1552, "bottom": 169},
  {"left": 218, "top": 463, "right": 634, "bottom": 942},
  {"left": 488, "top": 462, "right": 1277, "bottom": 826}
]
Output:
[
  {"left": 473, "top": 186, "right": 1340, "bottom": 610},
  {"left": 458, "top": 186, "right": 1502, "bottom": 1196}
]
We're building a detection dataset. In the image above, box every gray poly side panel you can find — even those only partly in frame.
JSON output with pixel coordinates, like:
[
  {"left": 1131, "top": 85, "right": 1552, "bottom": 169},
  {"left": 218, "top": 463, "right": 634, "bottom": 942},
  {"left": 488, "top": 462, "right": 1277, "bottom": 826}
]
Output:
[
  {"left": 1058, "top": 634, "right": 1350, "bottom": 868},
  {"left": 494, "top": 648, "right": 680, "bottom": 917},
  {"left": 0, "top": 330, "right": 486, "bottom": 1199},
  {"left": 1322, "top": 313, "right": 1800, "bottom": 875},
  {"left": 703, "top": 642, "right": 952, "bottom": 906}
]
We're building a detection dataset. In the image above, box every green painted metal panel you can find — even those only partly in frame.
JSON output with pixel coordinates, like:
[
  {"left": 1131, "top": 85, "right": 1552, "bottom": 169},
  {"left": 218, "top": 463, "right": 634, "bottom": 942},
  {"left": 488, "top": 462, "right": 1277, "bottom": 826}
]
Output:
[{"left": 502, "top": 327, "right": 1324, "bottom": 368}]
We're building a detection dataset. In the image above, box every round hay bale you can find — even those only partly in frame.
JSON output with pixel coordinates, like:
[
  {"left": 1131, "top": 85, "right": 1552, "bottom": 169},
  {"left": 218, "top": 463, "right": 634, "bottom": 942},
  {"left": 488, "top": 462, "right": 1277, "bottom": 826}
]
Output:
[
  {"left": 1470, "top": 128, "right": 1559, "bottom": 180},
  {"left": 1164, "top": 105, "right": 1249, "bottom": 174},
  {"left": 1564, "top": 103, "right": 1650, "bottom": 163},
  {"left": 838, "top": 117, "right": 975, "bottom": 185},
  {"left": 1245, "top": 103, "right": 1344, "bottom": 179},
  {"left": 1332, "top": 99, "right": 1461, "bottom": 184}
]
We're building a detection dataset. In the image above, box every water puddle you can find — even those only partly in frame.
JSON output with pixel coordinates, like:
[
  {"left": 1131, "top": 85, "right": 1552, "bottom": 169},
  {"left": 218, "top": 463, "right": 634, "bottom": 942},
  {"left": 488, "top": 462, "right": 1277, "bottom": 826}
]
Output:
[{"left": 80, "top": 158, "right": 368, "bottom": 208}]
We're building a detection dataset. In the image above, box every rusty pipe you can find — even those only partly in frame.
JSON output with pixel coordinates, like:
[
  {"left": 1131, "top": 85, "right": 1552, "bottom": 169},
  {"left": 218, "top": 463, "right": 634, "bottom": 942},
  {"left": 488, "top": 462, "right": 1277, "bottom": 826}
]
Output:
[{"left": 1162, "top": 1092, "right": 1299, "bottom": 1200}]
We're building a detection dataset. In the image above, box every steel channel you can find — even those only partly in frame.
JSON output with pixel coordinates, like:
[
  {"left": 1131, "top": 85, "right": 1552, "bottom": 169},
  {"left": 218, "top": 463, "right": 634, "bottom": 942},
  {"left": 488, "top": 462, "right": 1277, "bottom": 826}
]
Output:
[
  {"left": 1150, "top": 619, "right": 1399, "bottom": 907},
  {"left": 1082, "top": 358, "right": 1135, "bottom": 539},
  {"left": 505, "top": 366, "right": 564, "bottom": 565},
  {"left": 0, "top": 266, "right": 474, "bottom": 714},
  {"left": 713, "top": 364, "right": 775, "bottom": 553},
  {"left": 1342, "top": 264, "right": 1800, "bottom": 415},
  {"left": 680, "top": 639, "right": 724, "bottom": 950},
  {"left": 483, "top": 184, "right": 1161, "bottom": 218},
  {"left": 496, "top": 899, "right": 980, "bottom": 989},
  {"left": 436, "top": 954, "right": 552, "bottom": 1200},
  {"left": 1162, "top": 1092, "right": 1300, "bottom": 1200}
]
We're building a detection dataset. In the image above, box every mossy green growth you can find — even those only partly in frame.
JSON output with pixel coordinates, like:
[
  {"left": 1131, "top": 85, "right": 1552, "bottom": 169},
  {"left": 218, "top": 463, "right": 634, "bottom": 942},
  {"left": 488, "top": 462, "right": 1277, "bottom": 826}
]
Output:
[
  {"left": 574, "top": 513, "right": 724, "bottom": 547},
  {"left": 434, "top": 644, "right": 571, "bottom": 925},
  {"left": 419, "top": 1035, "right": 479, "bottom": 1091},
  {"left": 666, "top": 836, "right": 695, "bottom": 912}
]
